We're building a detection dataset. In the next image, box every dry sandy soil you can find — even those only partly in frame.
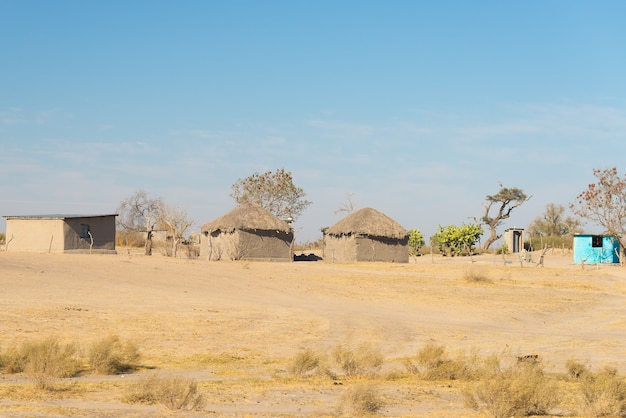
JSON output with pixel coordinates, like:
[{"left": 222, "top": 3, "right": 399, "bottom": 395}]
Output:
[{"left": 1, "top": 249, "right": 626, "bottom": 417}]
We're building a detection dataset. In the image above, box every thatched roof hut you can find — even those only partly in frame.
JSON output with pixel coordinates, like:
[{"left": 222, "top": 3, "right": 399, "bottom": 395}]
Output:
[
  {"left": 323, "top": 208, "right": 409, "bottom": 263},
  {"left": 200, "top": 202, "right": 294, "bottom": 261}
]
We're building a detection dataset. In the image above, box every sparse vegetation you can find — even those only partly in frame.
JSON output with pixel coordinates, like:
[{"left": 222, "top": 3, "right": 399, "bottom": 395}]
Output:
[
  {"left": 3, "top": 251, "right": 626, "bottom": 415},
  {"left": 578, "top": 365, "right": 626, "bottom": 417},
  {"left": 403, "top": 343, "right": 499, "bottom": 381},
  {"left": 331, "top": 343, "right": 384, "bottom": 377},
  {"left": 464, "top": 269, "right": 493, "bottom": 284},
  {"left": 289, "top": 347, "right": 321, "bottom": 377},
  {"left": 88, "top": 334, "right": 140, "bottom": 375},
  {"left": 338, "top": 383, "right": 384, "bottom": 415},
  {"left": 464, "top": 358, "right": 559, "bottom": 418},
  {"left": 2, "top": 337, "right": 80, "bottom": 389},
  {"left": 124, "top": 372, "right": 205, "bottom": 411}
]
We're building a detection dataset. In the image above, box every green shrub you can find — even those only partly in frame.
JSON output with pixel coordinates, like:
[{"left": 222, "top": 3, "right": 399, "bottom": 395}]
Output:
[
  {"left": 124, "top": 372, "right": 205, "bottom": 411},
  {"left": 464, "top": 360, "right": 559, "bottom": 418},
  {"left": 289, "top": 348, "right": 320, "bottom": 377},
  {"left": 338, "top": 383, "right": 384, "bottom": 415},
  {"left": 88, "top": 334, "right": 140, "bottom": 375},
  {"left": 332, "top": 343, "right": 384, "bottom": 377},
  {"left": 579, "top": 366, "right": 626, "bottom": 417}
]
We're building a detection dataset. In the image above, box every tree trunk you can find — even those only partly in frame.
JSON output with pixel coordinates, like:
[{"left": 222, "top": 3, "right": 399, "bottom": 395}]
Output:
[
  {"left": 145, "top": 230, "right": 153, "bottom": 256},
  {"left": 483, "top": 225, "right": 498, "bottom": 249}
]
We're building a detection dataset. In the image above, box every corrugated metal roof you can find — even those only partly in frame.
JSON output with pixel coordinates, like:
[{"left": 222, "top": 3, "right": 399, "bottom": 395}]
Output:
[{"left": 3, "top": 214, "right": 118, "bottom": 220}]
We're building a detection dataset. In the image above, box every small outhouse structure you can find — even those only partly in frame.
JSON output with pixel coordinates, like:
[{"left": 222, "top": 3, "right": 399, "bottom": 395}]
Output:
[
  {"left": 504, "top": 228, "right": 524, "bottom": 253},
  {"left": 573, "top": 234, "right": 620, "bottom": 264},
  {"left": 200, "top": 202, "right": 294, "bottom": 261},
  {"left": 322, "top": 207, "right": 409, "bottom": 263},
  {"left": 3, "top": 214, "right": 117, "bottom": 253}
]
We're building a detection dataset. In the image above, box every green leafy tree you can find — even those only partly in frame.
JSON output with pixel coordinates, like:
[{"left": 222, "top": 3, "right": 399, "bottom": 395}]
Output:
[
  {"left": 231, "top": 168, "right": 312, "bottom": 222},
  {"left": 431, "top": 223, "right": 483, "bottom": 256},
  {"left": 408, "top": 229, "right": 425, "bottom": 256},
  {"left": 478, "top": 185, "right": 530, "bottom": 249},
  {"left": 571, "top": 167, "right": 626, "bottom": 259}
]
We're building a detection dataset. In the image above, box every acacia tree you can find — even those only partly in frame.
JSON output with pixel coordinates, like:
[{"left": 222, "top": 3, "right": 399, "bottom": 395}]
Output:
[
  {"left": 117, "top": 190, "right": 163, "bottom": 256},
  {"left": 571, "top": 167, "right": 626, "bottom": 260},
  {"left": 528, "top": 203, "right": 582, "bottom": 237},
  {"left": 230, "top": 168, "right": 312, "bottom": 222},
  {"left": 159, "top": 204, "right": 194, "bottom": 258},
  {"left": 478, "top": 185, "right": 530, "bottom": 250}
]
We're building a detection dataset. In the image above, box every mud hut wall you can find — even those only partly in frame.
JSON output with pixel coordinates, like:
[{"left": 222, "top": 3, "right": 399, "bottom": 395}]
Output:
[
  {"left": 5, "top": 219, "right": 65, "bottom": 252},
  {"left": 323, "top": 234, "right": 357, "bottom": 263},
  {"left": 63, "top": 217, "right": 117, "bottom": 253},
  {"left": 354, "top": 236, "right": 409, "bottom": 263},
  {"left": 236, "top": 229, "right": 293, "bottom": 261},
  {"left": 200, "top": 231, "right": 239, "bottom": 260}
]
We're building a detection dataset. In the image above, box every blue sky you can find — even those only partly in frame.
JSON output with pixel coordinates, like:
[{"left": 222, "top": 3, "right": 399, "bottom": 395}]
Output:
[{"left": 2, "top": 1, "right": 626, "bottom": 243}]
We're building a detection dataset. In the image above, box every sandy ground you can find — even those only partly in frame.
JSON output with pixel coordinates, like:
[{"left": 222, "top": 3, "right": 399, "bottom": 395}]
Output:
[{"left": 1, "top": 249, "right": 626, "bottom": 417}]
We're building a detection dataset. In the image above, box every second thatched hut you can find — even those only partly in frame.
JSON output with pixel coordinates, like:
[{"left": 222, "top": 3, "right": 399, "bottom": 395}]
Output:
[
  {"left": 199, "top": 202, "right": 294, "bottom": 261},
  {"left": 322, "top": 207, "right": 409, "bottom": 263}
]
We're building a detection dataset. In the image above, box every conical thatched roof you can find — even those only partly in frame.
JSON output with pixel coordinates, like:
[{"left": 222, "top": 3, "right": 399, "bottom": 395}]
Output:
[
  {"left": 324, "top": 207, "right": 408, "bottom": 239},
  {"left": 201, "top": 202, "right": 292, "bottom": 234}
]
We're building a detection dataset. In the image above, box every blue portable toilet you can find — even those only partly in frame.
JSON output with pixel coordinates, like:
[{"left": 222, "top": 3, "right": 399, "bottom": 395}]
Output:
[{"left": 573, "top": 234, "right": 620, "bottom": 264}]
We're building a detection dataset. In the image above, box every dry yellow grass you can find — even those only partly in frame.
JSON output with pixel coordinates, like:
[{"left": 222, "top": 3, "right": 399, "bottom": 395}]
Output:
[{"left": 1, "top": 250, "right": 625, "bottom": 416}]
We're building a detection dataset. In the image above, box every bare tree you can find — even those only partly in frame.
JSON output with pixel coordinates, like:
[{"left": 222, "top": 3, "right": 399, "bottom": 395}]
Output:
[
  {"left": 528, "top": 203, "right": 582, "bottom": 237},
  {"left": 478, "top": 184, "right": 531, "bottom": 250},
  {"left": 117, "top": 190, "right": 163, "bottom": 256},
  {"left": 571, "top": 167, "right": 626, "bottom": 260},
  {"left": 230, "top": 168, "right": 312, "bottom": 222},
  {"left": 159, "top": 204, "right": 194, "bottom": 258},
  {"left": 334, "top": 192, "right": 357, "bottom": 216}
]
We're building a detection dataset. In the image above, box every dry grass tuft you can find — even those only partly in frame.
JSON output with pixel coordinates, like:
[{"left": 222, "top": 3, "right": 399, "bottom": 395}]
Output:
[
  {"left": 338, "top": 383, "right": 384, "bottom": 415},
  {"left": 579, "top": 366, "right": 626, "bottom": 417},
  {"left": 289, "top": 348, "right": 321, "bottom": 377},
  {"left": 124, "top": 372, "right": 205, "bottom": 411},
  {"left": 463, "top": 269, "right": 493, "bottom": 284},
  {"left": 403, "top": 343, "right": 499, "bottom": 381},
  {"left": 88, "top": 334, "right": 140, "bottom": 375},
  {"left": 464, "top": 360, "right": 559, "bottom": 418},
  {"left": 2, "top": 337, "right": 80, "bottom": 390},
  {"left": 331, "top": 343, "right": 384, "bottom": 377}
]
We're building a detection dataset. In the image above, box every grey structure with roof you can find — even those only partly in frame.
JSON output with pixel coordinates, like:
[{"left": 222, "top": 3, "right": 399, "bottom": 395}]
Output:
[{"left": 3, "top": 214, "right": 117, "bottom": 253}]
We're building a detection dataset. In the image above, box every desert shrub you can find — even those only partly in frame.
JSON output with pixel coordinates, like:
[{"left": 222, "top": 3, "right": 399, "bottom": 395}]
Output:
[
  {"left": 124, "top": 372, "right": 205, "bottom": 411},
  {"left": 403, "top": 344, "right": 496, "bottom": 381},
  {"left": 115, "top": 230, "right": 145, "bottom": 248},
  {"left": 88, "top": 334, "right": 140, "bottom": 375},
  {"left": 332, "top": 343, "right": 384, "bottom": 377},
  {"left": 464, "top": 361, "right": 559, "bottom": 418},
  {"left": 464, "top": 269, "right": 492, "bottom": 284},
  {"left": 579, "top": 366, "right": 626, "bottom": 417},
  {"left": 3, "top": 337, "right": 80, "bottom": 389},
  {"left": 338, "top": 383, "right": 384, "bottom": 415},
  {"left": 566, "top": 359, "right": 591, "bottom": 379},
  {"left": 289, "top": 348, "right": 320, "bottom": 377}
]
